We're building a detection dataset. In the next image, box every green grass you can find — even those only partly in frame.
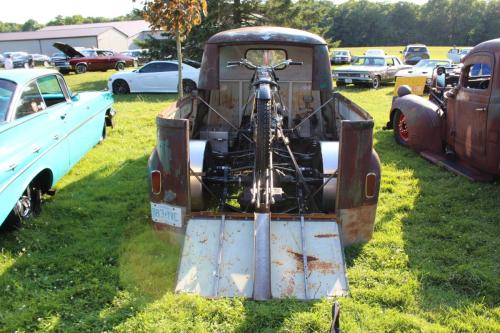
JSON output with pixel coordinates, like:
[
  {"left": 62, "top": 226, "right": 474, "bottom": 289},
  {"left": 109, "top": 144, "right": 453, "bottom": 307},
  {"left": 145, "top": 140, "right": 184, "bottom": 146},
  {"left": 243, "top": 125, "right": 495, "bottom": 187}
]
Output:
[{"left": 0, "top": 70, "right": 499, "bottom": 332}]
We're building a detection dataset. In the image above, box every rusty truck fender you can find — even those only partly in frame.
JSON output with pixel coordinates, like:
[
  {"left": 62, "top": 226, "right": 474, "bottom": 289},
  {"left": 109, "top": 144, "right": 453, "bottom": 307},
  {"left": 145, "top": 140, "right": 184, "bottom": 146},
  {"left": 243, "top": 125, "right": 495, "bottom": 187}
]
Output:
[
  {"left": 389, "top": 94, "right": 444, "bottom": 153},
  {"left": 336, "top": 120, "right": 381, "bottom": 246}
]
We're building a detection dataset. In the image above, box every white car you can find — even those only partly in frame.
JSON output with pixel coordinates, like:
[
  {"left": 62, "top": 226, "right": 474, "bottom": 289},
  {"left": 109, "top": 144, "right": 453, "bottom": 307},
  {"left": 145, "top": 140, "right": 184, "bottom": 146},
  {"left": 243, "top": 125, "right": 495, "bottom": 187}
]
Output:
[
  {"left": 364, "top": 49, "right": 385, "bottom": 57},
  {"left": 331, "top": 50, "right": 352, "bottom": 64},
  {"left": 395, "top": 59, "right": 451, "bottom": 90},
  {"left": 447, "top": 47, "right": 473, "bottom": 64},
  {"left": 108, "top": 60, "right": 200, "bottom": 94}
]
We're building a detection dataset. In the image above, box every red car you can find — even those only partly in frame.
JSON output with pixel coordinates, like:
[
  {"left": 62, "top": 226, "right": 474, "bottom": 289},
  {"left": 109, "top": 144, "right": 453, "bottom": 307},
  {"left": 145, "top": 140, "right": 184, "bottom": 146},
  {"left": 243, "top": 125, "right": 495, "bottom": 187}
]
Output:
[{"left": 53, "top": 42, "right": 136, "bottom": 74}]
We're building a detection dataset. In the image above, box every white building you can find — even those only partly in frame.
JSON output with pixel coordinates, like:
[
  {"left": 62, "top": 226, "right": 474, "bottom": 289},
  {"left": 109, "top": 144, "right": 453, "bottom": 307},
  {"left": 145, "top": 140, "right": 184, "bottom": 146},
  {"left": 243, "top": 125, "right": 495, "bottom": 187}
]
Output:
[{"left": 0, "top": 20, "right": 152, "bottom": 55}]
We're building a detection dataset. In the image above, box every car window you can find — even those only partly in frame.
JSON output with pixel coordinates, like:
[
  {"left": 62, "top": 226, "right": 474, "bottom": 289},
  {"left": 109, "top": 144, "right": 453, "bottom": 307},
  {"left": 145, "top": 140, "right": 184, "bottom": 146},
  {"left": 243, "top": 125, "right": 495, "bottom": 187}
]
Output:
[
  {"left": 99, "top": 51, "right": 113, "bottom": 56},
  {"left": 353, "top": 57, "right": 385, "bottom": 66},
  {"left": 393, "top": 57, "right": 401, "bottom": 65},
  {"left": 14, "top": 82, "right": 45, "bottom": 119},
  {"left": 159, "top": 63, "right": 178, "bottom": 72},
  {"left": 139, "top": 63, "right": 158, "bottom": 73},
  {"left": 408, "top": 47, "right": 428, "bottom": 52},
  {"left": 0, "top": 79, "right": 16, "bottom": 121},
  {"left": 245, "top": 49, "right": 287, "bottom": 67},
  {"left": 464, "top": 63, "right": 492, "bottom": 89},
  {"left": 387, "top": 58, "right": 394, "bottom": 66},
  {"left": 81, "top": 50, "right": 97, "bottom": 57},
  {"left": 37, "top": 75, "right": 66, "bottom": 107}
]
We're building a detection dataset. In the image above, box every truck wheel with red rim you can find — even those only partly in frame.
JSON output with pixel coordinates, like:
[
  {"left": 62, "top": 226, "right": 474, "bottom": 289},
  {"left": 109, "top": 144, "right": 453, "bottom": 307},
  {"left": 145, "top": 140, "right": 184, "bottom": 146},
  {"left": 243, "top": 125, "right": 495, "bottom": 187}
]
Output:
[{"left": 393, "top": 109, "right": 409, "bottom": 147}]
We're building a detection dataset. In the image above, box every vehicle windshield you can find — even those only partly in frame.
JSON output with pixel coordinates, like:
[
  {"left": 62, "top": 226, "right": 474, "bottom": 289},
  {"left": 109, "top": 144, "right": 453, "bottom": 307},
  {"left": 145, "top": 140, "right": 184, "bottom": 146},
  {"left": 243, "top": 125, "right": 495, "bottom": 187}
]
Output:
[
  {"left": 80, "top": 50, "right": 97, "bottom": 57},
  {"left": 334, "top": 51, "right": 348, "bottom": 56},
  {"left": 408, "top": 47, "right": 428, "bottom": 52},
  {"left": 0, "top": 79, "right": 17, "bottom": 122},
  {"left": 415, "top": 60, "right": 450, "bottom": 68},
  {"left": 352, "top": 57, "right": 385, "bottom": 66},
  {"left": 365, "top": 50, "right": 383, "bottom": 55},
  {"left": 245, "top": 49, "right": 287, "bottom": 67}
]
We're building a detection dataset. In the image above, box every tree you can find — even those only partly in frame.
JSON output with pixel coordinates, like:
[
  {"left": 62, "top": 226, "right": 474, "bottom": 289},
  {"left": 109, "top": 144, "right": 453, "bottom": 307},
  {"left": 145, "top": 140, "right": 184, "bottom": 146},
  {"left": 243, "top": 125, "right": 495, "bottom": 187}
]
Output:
[
  {"left": 137, "top": 0, "right": 207, "bottom": 98},
  {"left": 21, "top": 19, "right": 42, "bottom": 32}
]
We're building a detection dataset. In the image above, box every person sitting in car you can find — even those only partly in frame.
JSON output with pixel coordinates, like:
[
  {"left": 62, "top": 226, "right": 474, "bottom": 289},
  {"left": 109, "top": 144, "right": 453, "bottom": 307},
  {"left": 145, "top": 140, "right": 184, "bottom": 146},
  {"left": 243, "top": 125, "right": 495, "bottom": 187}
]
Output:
[{"left": 4, "top": 54, "right": 13, "bottom": 70}]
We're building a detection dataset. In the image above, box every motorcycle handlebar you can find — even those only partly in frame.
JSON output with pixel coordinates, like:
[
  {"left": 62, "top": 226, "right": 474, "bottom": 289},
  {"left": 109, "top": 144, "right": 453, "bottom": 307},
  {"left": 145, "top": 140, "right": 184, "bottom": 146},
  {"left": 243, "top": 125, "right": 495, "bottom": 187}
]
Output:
[{"left": 227, "top": 59, "right": 303, "bottom": 69}]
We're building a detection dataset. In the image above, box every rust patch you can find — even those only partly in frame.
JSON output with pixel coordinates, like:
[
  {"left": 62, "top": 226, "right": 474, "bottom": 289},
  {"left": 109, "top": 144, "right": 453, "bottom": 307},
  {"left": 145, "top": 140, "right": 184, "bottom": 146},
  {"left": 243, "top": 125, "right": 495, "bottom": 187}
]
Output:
[
  {"left": 287, "top": 250, "right": 318, "bottom": 263},
  {"left": 287, "top": 250, "right": 337, "bottom": 273},
  {"left": 314, "top": 233, "right": 338, "bottom": 238},
  {"left": 272, "top": 260, "right": 284, "bottom": 266}
]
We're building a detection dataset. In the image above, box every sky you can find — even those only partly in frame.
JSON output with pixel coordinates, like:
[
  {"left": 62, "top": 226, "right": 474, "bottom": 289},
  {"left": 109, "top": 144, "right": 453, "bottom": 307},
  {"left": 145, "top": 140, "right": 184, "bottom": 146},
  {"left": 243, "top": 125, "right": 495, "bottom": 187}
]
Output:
[
  {"left": 0, "top": 0, "right": 143, "bottom": 24},
  {"left": 1, "top": 0, "right": 428, "bottom": 24}
]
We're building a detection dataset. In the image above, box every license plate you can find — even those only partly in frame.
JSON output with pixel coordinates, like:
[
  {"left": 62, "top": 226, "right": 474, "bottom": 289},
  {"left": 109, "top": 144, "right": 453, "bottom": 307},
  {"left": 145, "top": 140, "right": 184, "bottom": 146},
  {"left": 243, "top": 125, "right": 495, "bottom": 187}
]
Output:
[
  {"left": 345, "top": 79, "right": 352, "bottom": 83},
  {"left": 151, "top": 202, "right": 184, "bottom": 227}
]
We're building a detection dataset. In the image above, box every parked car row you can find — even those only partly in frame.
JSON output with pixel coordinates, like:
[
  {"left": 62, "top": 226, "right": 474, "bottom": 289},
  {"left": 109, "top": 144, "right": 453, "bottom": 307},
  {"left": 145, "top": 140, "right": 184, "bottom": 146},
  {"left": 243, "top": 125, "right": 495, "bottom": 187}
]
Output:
[{"left": 333, "top": 55, "right": 411, "bottom": 89}]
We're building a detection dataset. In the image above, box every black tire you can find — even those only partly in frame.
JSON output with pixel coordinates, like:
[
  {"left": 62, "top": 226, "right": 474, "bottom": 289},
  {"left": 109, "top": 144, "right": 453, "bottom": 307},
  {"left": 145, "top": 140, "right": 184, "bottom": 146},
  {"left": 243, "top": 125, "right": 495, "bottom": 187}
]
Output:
[
  {"left": 1, "top": 181, "right": 42, "bottom": 232},
  {"left": 182, "top": 79, "right": 197, "bottom": 94},
  {"left": 75, "top": 64, "right": 87, "bottom": 74},
  {"left": 116, "top": 62, "right": 125, "bottom": 71},
  {"left": 255, "top": 99, "right": 271, "bottom": 178},
  {"left": 100, "top": 122, "right": 107, "bottom": 143},
  {"left": 372, "top": 76, "right": 381, "bottom": 89},
  {"left": 336, "top": 80, "right": 346, "bottom": 88},
  {"left": 392, "top": 109, "right": 409, "bottom": 147},
  {"left": 59, "top": 69, "right": 70, "bottom": 75},
  {"left": 112, "top": 79, "right": 130, "bottom": 94}
]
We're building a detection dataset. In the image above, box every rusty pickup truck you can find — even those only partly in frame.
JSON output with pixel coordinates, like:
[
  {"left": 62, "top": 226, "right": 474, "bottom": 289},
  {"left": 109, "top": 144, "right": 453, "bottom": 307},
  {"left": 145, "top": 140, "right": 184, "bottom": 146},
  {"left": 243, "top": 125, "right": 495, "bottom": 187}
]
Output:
[
  {"left": 387, "top": 38, "right": 500, "bottom": 181},
  {"left": 147, "top": 27, "right": 381, "bottom": 301}
]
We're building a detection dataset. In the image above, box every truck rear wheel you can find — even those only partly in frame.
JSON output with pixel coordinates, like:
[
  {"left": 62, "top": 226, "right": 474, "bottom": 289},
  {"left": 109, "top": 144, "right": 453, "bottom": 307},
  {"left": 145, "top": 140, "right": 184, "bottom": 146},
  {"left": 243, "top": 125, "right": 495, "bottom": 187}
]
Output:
[{"left": 393, "top": 109, "right": 409, "bottom": 147}]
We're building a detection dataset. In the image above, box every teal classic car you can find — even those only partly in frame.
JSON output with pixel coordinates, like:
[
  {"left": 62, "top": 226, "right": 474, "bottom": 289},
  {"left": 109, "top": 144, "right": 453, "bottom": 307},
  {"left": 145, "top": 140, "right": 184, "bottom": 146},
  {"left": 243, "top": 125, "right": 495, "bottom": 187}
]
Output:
[{"left": 0, "top": 69, "right": 114, "bottom": 229}]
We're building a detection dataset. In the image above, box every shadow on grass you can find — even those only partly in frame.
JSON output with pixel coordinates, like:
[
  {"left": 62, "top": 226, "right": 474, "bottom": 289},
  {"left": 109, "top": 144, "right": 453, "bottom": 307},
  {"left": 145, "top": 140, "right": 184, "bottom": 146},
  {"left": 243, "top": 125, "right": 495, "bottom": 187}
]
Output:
[
  {"left": 0, "top": 155, "right": 179, "bottom": 331},
  {"left": 373, "top": 128, "right": 500, "bottom": 311}
]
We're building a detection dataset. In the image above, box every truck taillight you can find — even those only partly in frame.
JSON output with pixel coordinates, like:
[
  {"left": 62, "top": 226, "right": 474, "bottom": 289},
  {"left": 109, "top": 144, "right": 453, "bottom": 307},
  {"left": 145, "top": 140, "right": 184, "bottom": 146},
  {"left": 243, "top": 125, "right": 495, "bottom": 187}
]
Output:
[
  {"left": 151, "top": 170, "right": 162, "bottom": 195},
  {"left": 365, "top": 173, "right": 376, "bottom": 199}
]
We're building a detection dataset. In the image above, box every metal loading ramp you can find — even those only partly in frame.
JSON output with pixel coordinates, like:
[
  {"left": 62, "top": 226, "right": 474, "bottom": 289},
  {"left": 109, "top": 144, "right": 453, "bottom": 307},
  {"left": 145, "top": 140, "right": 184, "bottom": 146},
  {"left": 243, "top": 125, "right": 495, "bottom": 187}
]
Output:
[{"left": 175, "top": 214, "right": 348, "bottom": 299}]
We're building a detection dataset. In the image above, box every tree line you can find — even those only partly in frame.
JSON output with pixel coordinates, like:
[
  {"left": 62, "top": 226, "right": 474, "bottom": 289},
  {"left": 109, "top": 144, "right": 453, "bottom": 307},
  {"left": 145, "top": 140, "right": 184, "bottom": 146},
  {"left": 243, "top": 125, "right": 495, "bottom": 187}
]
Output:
[
  {"left": 0, "top": 0, "right": 498, "bottom": 60},
  {"left": 142, "top": 0, "right": 500, "bottom": 61}
]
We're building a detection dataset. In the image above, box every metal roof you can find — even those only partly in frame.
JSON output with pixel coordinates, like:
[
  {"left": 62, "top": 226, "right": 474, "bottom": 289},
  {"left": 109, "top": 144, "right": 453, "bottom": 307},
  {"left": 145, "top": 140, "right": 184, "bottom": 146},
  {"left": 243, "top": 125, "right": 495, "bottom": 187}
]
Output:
[
  {"left": 469, "top": 38, "right": 500, "bottom": 54},
  {"left": 0, "top": 27, "right": 114, "bottom": 42},
  {"left": 207, "top": 26, "right": 327, "bottom": 46},
  {"left": 39, "top": 20, "right": 151, "bottom": 38},
  {"left": 0, "top": 69, "right": 60, "bottom": 85}
]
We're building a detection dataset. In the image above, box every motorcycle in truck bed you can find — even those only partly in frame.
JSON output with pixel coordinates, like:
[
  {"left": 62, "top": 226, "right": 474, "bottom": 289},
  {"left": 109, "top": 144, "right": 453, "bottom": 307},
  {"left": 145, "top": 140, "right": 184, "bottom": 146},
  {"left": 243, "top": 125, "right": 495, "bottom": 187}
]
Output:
[{"left": 147, "top": 27, "right": 381, "bottom": 300}]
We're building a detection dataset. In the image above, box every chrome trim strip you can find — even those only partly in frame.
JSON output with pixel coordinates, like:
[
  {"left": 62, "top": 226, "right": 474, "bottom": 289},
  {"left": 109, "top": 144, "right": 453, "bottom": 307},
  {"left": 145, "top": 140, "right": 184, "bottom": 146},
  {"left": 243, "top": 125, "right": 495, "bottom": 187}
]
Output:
[{"left": 0, "top": 106, "right": 109, "bottom": 193}]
